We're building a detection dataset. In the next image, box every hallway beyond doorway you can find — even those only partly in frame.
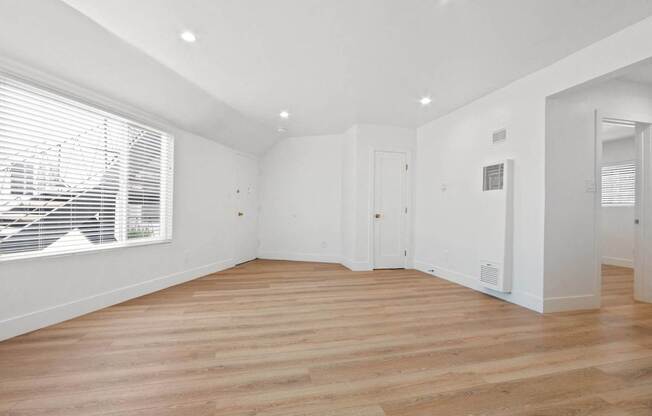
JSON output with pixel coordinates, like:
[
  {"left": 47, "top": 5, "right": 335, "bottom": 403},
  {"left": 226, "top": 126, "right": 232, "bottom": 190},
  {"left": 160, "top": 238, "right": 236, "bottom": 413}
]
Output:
[{"left": 602, "top": 264, "right": 636, "bottom": 307}]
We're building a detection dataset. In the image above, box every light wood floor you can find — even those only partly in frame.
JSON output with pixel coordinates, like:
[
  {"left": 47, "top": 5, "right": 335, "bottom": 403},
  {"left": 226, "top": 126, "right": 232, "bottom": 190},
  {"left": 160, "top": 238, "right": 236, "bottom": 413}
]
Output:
[{"left": 1, "top": 261, "right": 652, "bottom": 415}]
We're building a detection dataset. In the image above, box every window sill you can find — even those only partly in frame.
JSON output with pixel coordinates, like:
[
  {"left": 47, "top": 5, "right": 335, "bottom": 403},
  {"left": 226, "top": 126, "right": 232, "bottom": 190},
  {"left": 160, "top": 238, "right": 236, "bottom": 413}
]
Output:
[{"left": 0, "top": 238, "right": 173, "bottom": 264}]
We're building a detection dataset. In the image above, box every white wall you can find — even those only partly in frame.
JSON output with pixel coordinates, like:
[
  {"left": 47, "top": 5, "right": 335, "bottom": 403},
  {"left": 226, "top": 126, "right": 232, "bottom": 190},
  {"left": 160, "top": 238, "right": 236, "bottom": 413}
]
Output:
[
  {"left": 0, "top": 1, "right": 264, "bottom": 340},
  {"left": 1, "top": 124, "right": 251, "bottom": 340},
  {"left": 415, "top": 89, "right": 544, "bottom": 311},
  {"left": 348, "top": 124, "right": 417, "bottom": 269},
  {"left": 340, "top": 126, "right": 358, "bottom": 266},
  {"left": 601, "top": 137, "right": 636, "bottom": 267},
  {"left": 258, "top": 134, "right": 343, "bottom": 263},
  {"left": 415, "top": 16, "right": 652, "bottom": 313},
  {"left": 259, "top": 124, "right": 416, "bottom": 270},
  {"left": 4, "top": 10, "right": 652, "bottom": 342},
  {"left": 546, "top": 80, "right": 652, "bottom": 310}
]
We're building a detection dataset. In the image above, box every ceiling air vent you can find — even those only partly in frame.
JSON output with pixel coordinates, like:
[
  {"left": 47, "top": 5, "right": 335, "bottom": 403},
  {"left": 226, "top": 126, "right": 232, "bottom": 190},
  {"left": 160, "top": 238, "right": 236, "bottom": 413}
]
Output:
[{"left": 492, "top": 128, "right": 507, "bottom": 144}]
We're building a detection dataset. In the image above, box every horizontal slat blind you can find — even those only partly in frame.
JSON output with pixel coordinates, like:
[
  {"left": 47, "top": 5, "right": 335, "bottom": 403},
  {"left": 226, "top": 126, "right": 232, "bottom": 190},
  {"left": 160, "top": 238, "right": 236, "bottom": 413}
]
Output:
[
  {"left": 0, "top": 73, "right": 173, "bottom": 261},
  {"left": 601, "top": 161, "right": 635, "bottom": 207}
]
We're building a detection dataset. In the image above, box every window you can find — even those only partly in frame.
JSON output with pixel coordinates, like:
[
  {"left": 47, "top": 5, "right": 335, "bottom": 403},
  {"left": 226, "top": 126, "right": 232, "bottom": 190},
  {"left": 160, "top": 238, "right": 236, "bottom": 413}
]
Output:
[
  {"left": 9, "top": 162, "right": 34, "bottom": 195},
  {"left": 601, "top": 161, "right": 635, "bottom": 207},
  {"left": 0, "top": 73, "right": 173, "bottom": 261}
]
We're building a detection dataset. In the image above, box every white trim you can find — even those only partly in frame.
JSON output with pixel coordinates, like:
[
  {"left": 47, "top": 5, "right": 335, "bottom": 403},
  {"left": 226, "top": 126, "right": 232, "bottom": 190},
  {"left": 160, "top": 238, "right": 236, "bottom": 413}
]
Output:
[
  {"left": 0, "top": 258, "right": 236, "bottom": 341},
  {"left": 601, "top": 256, "right": 634, "bottom": 268},
  {"left": 414, "top": 260, "right": 543, "bottom": 313},
  {"left": 596, "top": 112, "right": 652, "bottom": 305},
  {"left": 257, "top": 251, "right": 342, "bottom": 264},
  {"left": 635, "top": 124, "right": 652, "bottom": 302},
  {"left": 0, "top": 239, "right": 172, "bottom": 264},
  {"left": 341, "top": 258, "right": 373, "bottom": 271},
  {"left": 254, "top": 252, "right": 373, "bottom": 270},
  {"left": 594, "top": 110, "right": 605, "bottom": 302},
  {"left": 543, "top": 294, "right": 600, "bottom": 313}
]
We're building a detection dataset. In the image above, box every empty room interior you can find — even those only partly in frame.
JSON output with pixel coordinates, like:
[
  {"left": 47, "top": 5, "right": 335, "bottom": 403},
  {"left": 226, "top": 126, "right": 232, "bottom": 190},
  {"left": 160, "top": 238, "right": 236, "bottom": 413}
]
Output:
[{"left": 3, "top": 0, "right": 652, "bottom": 414}]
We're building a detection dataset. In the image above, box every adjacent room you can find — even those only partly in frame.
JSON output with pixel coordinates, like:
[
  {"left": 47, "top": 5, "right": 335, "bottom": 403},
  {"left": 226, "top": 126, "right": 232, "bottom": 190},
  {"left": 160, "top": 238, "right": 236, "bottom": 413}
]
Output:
[{"left": 2, "top": 1, "right": 652, "bottom": 414}]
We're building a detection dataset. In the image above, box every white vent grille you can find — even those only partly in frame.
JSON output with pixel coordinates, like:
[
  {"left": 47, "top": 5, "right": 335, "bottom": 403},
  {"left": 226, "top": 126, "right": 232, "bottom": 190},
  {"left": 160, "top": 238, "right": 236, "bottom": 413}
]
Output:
[
  {"left": 480, "top": 262, "right": 499, "bottom": 286},
  {"left": 492, "top": 128, "right": 507, "bottom": 144},
  {"left": 483, "top": 163, "right": 504, "bottom": 191}
]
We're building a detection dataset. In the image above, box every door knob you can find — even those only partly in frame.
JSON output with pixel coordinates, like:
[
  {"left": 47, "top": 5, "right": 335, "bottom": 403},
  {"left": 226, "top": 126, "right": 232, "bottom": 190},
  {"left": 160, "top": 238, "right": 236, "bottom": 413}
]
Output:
[
  {"left": 238, "top": 212, "right": 244, "bottom": 217},
  {"left": 375, "top": 213, "right": 381, "bottom": 219}
]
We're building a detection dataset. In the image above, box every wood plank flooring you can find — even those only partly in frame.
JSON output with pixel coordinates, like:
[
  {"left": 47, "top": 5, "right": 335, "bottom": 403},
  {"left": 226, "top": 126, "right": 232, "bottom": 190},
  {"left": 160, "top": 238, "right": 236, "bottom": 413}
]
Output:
[{"left": 1, "top": 260, "right": 651, "bottom": 415}]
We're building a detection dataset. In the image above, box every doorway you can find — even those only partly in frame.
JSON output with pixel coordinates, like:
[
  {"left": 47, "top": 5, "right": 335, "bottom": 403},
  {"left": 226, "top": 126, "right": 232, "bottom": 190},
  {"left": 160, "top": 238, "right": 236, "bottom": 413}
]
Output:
[
  {"left": 234, "top": 154, "right": 259, "bottom": 265},
  {"left": 597, "top": 116, "right": 652, "bottom": 305},
  {"left": 372, "top": 151, "right": 408, "bottom": 269}
]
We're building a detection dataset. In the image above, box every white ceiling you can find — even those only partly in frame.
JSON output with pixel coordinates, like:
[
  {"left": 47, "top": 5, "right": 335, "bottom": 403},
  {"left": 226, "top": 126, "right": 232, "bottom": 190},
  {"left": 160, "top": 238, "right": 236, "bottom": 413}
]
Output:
[
  {"left": 0, "top": 0, "right": 276, "bottom": 154},
  {"left": 619, "top": 59, "right": 652, "bottom": 85},
  {"left": 8, "top": 1, "right": 652, "bottom": 153}
]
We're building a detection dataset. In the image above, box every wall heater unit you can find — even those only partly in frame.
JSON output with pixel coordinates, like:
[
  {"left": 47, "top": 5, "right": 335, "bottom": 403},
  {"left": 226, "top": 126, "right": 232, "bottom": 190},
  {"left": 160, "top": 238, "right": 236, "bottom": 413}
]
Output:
[{"left": 479, "top": 159, "right": 514, "bottom": 293}]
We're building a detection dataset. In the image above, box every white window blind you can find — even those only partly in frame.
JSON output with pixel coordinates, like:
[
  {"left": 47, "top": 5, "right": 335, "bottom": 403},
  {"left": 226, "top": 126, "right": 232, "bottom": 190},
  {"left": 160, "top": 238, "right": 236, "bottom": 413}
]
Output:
[
  {"left": 0, "top": 73, "right": 173, "bottom": 261},
  {"left": 601, "top": 161, "right": 635, "bottom": 207}
]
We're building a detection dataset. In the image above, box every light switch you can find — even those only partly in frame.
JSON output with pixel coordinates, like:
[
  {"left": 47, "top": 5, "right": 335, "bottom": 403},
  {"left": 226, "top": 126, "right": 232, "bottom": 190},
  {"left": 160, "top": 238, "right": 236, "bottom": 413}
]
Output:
[{"left": 584, "top": 180, "right": 596, "bottom": 193}]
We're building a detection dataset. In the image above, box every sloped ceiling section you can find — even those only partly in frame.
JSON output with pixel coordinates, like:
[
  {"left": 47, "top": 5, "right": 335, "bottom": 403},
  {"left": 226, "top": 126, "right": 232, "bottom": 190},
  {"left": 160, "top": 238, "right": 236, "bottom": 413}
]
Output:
[
  {"left": 0, "top": 0, "right": 274, "bottom": 154},
  {"left": 61, "top": 0, "right": 652, "bottom": 145},
  {"left": 3, "top": 1, "right": 652, "bottom": 154}
]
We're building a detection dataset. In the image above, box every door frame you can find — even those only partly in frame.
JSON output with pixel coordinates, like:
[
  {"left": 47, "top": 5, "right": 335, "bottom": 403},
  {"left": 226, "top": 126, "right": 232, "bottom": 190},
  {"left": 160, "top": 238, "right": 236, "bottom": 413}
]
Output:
[
  {"left": 594, "top": 110, "right": 652, "bottom": 304},
  {"left": 233, "top": 152, "right": 259, "bottom": 265},
  {"left": 370, "top": 149, "right": 411, "bottom": 269}
]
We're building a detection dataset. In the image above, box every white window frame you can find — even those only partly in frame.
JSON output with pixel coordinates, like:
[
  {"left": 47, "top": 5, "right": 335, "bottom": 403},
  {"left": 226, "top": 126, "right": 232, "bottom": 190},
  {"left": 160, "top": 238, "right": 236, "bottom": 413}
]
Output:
[{"left": 0, "top": 72, "right": 174, "bottom": 262}]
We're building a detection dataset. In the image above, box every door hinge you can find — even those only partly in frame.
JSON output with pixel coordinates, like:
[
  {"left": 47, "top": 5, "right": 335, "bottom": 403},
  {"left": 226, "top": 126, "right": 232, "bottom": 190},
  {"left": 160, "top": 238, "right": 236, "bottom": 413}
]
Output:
[
  {"left": 405, "top": 164, "right": 408, "bottom": 171},
  {"left": 405, "top": 207, "right": 408, "bottom": 214},
  {"left": 404, "top": 249, "right": 407, "bottom": 256}
]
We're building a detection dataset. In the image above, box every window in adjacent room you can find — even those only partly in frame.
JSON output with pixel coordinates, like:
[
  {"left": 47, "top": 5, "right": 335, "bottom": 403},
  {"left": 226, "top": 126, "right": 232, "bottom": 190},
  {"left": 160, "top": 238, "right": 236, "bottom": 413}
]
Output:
[{"left": 601, "top": 161, "right": 636, "bottom": 207}]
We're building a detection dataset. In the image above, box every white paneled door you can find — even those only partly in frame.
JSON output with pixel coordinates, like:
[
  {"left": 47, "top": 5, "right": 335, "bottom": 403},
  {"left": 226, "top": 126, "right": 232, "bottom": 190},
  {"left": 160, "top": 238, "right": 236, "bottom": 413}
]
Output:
[
  {"left": 234, "top": 154, "right": 259, "bottom": 264},
  {"left": 373, "top": 151, "right": 408, "bottom": 269}
]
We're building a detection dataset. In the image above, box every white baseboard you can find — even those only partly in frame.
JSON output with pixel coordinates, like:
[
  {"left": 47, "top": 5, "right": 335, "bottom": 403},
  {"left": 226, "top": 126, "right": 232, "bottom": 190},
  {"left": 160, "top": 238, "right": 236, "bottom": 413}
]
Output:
[
  {"left": 257, "top": 252, "right": 372, "bottom": 271},
  {"left": 257, "top": 251, "right": 342, "bottom": 264},
  {"left": 601, "top": 256, "right": 634, "bottom": 268},
  {"left": 542, "top": 294, "right": 600, "bottom": 313},
  {"left": 413, "top": 260, "right": 543, "bottom": 313},
  {"left": 0, "top": 258, "right": 236, "bottom": 342},
  {"left": 341, "top": 258, "right": 373, "bottom": 271}
]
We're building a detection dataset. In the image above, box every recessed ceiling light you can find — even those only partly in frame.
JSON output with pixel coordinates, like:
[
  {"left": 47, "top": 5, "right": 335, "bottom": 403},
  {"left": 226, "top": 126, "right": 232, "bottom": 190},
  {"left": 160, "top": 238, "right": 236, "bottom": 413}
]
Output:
[
  {"left": 180, "top": 31, "right": 197, "bottom": 43},
  {"left": 419, "top": 96, "right": 432, "bottom": 106},
  {"left": 277, "top": 127, "right": 288, "bottom": 133},
  {"left": 279, "top": 111, "right": 290, "bottom": 119}
]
